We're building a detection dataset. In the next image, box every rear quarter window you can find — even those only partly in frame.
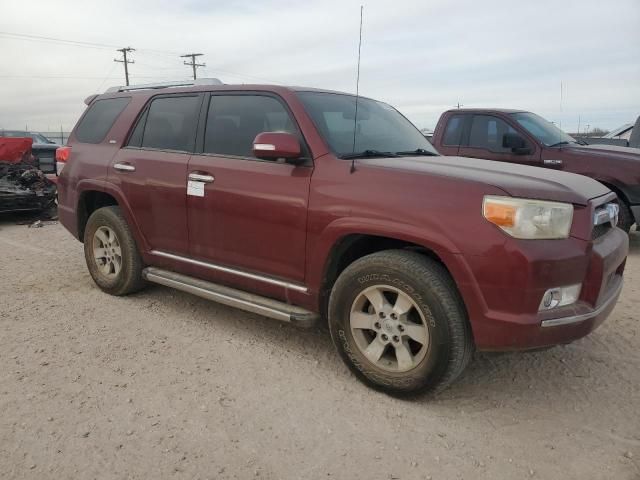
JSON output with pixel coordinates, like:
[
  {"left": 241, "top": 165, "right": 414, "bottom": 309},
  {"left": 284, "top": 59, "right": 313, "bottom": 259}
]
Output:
[
  {"left": 442, "top": 115, "right": 464, "bottom": 146},
  {"left": 75, "top": 97, "right": 130, "bottom": 144}
]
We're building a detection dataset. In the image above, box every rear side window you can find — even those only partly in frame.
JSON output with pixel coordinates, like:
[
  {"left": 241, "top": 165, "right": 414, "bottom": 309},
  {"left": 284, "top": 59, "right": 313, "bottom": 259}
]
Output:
[
  {"left": 75, "top": 97, "right": 130, "bottom": 144},
  {"left": 442, "top": 115, "right": 464, "bottom": 146},
  {"left": 136, "top": 96, "right": 201, "bottom": 152},
  {"left": 469, "top": 115, "right": 517, "bottom": 152},
  {"left": 203, "top": 95, "right": 297, "bottom": 158}
]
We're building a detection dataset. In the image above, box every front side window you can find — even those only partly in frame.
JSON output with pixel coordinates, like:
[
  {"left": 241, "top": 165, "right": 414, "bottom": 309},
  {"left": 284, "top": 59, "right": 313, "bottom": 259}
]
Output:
[
  {"left": 296, "top": 92, "right": 438, "bottom": 157},
  {"left": 203, "top": 95, "right": 297, "bottom": 158},
  {"left": 511, "top": 112, "right": 576, "bottom": 147},
  {"left": 468, "top": 115, "right": 518, "bottom": 152},
  {"left": 443, "top": 115, "right": 464, "bottom": 146},
  {"left": 75, "top": 97, "right": 130, "bottom": 144}
]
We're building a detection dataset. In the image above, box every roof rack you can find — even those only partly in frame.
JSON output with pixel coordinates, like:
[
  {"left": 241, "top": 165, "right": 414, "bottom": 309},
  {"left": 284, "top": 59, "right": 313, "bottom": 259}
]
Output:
[{"left": 105, "top": 78, "right": 223, "bottom": 93}]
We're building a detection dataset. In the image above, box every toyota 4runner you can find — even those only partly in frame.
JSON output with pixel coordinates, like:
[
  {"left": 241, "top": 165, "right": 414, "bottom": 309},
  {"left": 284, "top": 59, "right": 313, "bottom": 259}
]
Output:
[{"left": 57, "top": 80, "right": 628, "bottom": 395}]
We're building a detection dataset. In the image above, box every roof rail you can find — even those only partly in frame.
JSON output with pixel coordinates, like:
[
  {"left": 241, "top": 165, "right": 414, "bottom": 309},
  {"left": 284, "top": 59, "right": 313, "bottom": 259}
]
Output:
[{"left": 105, "top": 78, "right": 223, "bottom": 93}]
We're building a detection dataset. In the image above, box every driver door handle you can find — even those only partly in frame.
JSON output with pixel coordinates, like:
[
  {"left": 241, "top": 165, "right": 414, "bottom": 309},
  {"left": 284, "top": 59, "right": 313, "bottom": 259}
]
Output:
[{"left": 188, "top": 172, "right": 215, "bottom": 183}]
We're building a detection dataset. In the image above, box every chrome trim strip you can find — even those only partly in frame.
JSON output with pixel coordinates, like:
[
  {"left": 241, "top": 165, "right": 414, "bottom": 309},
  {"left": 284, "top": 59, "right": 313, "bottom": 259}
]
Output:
[
  {"left": 541, "top": 279, "right": 623, "bottom": 327},
  {"left": 144, "top": 271, "right": 291, "bottom": 322},
  {"left": 150, "top": 250, "right": 308, "bottom": 293}
]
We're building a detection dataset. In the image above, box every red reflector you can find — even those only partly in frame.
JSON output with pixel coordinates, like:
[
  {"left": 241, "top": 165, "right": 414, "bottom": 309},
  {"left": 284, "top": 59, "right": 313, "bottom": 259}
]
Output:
[{"left": 56, "top": 146, "right": 71, "bottom": 162}]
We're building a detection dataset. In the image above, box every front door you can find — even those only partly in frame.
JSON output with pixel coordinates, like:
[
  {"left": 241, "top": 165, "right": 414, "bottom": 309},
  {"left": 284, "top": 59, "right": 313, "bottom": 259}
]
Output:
[
  {"left": 109, "top": 94, "right": 202, "bottom": 255},
  {"left": 187, "top": 93, "right": 312, "bottom": 287},
  {"left": 457, "top": 114, "right": 541, "bottom": 166}
]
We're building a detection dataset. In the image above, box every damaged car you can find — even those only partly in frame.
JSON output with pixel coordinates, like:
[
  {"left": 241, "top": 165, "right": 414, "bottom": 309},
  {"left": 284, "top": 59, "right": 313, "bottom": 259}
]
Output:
[{"left": 0, "top": 137, "right": 57, "bottom": 214}]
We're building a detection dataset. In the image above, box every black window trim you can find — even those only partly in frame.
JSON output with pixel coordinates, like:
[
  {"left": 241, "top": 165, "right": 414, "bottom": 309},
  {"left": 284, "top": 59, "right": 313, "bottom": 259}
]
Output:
[
  {"left": 193, "top": 90, "right": 313, "bottom": 166},
  {"left": 123, "top": 93, "right": 205, "bottom": 154}
]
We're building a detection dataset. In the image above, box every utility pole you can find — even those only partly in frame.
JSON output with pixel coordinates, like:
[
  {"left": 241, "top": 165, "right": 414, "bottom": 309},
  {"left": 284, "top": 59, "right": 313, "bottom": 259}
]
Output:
[
  {"left": 114, "top": 47, "right": 135, "bottom": 86},
  {"left": 181, "top": 53, "right": 205, "bottom": 80},
  {"left": 456, "top": 101, "right": 464, "bottom": 109}
]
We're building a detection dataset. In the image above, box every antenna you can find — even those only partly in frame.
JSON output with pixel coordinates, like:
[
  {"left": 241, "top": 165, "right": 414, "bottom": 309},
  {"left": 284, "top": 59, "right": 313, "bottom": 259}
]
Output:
[{"left": 350, "top": 5, "right": 364, "bottom": 174}]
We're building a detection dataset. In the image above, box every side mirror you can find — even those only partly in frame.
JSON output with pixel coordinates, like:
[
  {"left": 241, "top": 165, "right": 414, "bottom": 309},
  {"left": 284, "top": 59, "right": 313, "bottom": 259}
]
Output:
[
  {"left": 502, "top": 132, "right": 531, "bottom": 155},
  {"left": 252, "top": 132, "right": 302, "bottom": 163}
]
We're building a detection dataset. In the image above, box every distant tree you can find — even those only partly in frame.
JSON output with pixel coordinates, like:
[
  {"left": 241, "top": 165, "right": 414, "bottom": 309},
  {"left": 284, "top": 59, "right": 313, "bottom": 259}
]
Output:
[{"left": 570, "top": 127, "right": 610, "bottom": 138}]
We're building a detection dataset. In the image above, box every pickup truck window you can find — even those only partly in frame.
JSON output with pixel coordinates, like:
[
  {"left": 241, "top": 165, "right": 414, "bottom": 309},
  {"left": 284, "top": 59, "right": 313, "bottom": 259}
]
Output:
[
  {"left": 297, "top": 92, "right": 437, "bottom": 157},
  {"left": 76, "top": 97, "right": 130, "bottom": 144},
  {"left": 443, "top": 115, "right": 464, "bottom": 146},
  {"left": 204, "top": 95, "right": 297, "bottom": 158},
  {"left": 469, "top": 115, "right": 517, "bottom": 152},
  {"left": 511, "top": 112, "right": 576, "bottom": 147}
]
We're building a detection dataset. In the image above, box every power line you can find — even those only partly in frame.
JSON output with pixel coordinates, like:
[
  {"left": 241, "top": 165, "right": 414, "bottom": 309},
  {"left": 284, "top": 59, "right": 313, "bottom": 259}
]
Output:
[
  {"left": 114, "top": 47, "right": 135, "bottom": 86},
  {"left": 0, "top": 31, "right": 118, "bottom": 49},
  {"left": 181, "top": 53, "right": 205, "bottom": 80},
  {"left": 0, "top": 30, "right": 282, "bottom": 85}
]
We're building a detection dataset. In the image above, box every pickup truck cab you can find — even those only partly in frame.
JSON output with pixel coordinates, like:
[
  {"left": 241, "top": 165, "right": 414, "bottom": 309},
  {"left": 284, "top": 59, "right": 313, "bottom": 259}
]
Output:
[
  {"left": 57, "top": 81, "right": 628, "bottom": 395},
  {"left": 432, "top": 109, "right": 640, "bottom": 232}
]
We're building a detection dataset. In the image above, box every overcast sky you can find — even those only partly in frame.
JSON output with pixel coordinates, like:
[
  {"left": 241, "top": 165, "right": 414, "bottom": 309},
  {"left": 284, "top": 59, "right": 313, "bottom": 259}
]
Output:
[{"left": 1, "top": 0, "right": 639, "bottom": 133}]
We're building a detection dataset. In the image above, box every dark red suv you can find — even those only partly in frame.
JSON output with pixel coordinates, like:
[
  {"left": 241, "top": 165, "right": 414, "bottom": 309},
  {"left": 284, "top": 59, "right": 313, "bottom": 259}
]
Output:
[{"left": 57, "top": 80, "right": 628, "bottom": 394}]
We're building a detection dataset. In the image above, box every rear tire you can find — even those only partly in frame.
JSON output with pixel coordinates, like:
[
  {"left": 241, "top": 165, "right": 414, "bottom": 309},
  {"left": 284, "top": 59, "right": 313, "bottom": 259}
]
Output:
[
  {"left": 83, "top": 206, "right": 146, "bottom": 296},
  {"left": 328, "top": 250, "right": 474, "bottom": 396}
]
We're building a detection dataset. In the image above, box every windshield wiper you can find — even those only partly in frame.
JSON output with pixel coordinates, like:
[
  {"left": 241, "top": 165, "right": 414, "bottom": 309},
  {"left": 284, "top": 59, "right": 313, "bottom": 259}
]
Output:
[
  {"left": 341, "top": 149, "right": 399, "bottom": 159},
  {"left": 548, "top": 141, "right": 570, "bottom": 148},
  {"left": 395, "top": 148, "right": 439, "bottom": 156}
]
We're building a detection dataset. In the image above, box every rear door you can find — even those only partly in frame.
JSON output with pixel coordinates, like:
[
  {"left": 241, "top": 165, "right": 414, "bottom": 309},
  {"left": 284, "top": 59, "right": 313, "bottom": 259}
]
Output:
[
  {"left": 186, "top": 92, "right": 312, "bottom": 288},
  {"left": 109, "top": 93, "right": 203, "bottom": 255},
  {"left": 457, "top": 114, "right": 541, "bottom": 166}
]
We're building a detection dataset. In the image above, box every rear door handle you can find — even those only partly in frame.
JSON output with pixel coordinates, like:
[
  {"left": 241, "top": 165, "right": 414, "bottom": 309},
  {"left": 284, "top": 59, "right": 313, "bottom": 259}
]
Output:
[
  {"left": 114, "top": 162, "right": 136, "bottom": 172},
  {"left": 188, "top": 172, "right": 215, "bottom": 183}
]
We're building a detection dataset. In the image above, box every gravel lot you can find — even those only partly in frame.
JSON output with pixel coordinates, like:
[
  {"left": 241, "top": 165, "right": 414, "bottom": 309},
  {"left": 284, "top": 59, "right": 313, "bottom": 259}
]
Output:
[{"left": 1, "top": 217, "right": 639, "bottom": 480}]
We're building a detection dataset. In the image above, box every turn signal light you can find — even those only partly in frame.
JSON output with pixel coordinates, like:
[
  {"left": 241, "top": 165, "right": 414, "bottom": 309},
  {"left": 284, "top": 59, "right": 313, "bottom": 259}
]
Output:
[{"left": 483, "top": 201, "right": 517, "bottom": 227}]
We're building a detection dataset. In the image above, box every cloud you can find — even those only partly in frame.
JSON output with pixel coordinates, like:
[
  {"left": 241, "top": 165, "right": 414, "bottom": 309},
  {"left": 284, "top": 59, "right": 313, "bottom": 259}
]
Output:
[{"left": 0, "top": 0, "right": 638, "bottom": 132}]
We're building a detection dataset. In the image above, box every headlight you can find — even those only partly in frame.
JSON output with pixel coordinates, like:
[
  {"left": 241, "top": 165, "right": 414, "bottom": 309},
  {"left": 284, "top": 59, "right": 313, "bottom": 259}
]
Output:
[{"left": 483, "top": 196, "right": 574, "bottom": 239}]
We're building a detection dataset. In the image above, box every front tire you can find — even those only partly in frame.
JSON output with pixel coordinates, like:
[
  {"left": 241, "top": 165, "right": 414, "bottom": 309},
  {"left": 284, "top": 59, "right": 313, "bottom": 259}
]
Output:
[
  {"left": 83, "top": 206, "right": 146, "bottom": 296},
  {"left": 328, "top": 250, "right": 473, "bottom": 395}
]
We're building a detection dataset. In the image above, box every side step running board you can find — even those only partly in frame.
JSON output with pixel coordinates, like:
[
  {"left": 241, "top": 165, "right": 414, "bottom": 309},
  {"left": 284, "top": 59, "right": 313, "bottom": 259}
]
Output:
[{"left": 142, "top": 267, "right": 319, "bottom": 328}]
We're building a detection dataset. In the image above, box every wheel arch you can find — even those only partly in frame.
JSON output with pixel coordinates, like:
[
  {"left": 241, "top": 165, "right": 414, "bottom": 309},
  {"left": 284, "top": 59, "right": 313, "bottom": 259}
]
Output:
[
  {"left": 75, "top": 182, "right": 148, "bottom": 251},
  {"left": 316, "top": 229, "right": 464, "bottom": 320}
]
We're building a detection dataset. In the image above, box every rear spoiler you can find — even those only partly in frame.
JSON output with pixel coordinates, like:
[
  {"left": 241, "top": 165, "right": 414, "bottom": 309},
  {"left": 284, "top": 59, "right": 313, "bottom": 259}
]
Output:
[{"left": 84, "top": 94, "right": 99, "bottom": 106}]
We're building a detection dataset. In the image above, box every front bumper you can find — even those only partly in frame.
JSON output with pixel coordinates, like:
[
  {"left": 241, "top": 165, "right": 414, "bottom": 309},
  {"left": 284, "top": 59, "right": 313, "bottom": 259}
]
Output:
[{"left": 451, "top": 227, "right": 629, "bottom": 351}]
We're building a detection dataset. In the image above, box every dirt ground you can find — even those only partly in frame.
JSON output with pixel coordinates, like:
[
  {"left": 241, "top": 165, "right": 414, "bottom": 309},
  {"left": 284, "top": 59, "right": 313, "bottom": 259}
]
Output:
[{"left": 0, "top": 218, "right": 638, "bottom": 480}]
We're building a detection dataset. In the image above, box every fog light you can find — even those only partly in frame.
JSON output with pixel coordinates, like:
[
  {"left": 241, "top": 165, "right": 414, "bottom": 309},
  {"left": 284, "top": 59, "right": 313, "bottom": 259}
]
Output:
[{"left": 539, "top": 284, "right": 581, "bottom": 311}]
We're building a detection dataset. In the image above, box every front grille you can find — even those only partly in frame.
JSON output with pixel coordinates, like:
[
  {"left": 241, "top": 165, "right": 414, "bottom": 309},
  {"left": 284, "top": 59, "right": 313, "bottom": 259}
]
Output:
[
  {"left": 592, "top": 223, "right": 611, "bottom": 240},
  {"left": 33, "top": 150, "right": 56, "bottom": 174}
]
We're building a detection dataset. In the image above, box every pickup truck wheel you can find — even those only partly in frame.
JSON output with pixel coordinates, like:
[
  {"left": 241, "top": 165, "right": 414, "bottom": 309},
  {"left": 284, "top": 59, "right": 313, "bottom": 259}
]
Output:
[
  {"left": 617, "top": 201, "right": 634, "bottom": 233},
  {"left": 328, "top": 250, "right": 473, "bottom": 396},
  {"left": 83, "top": 206, "right": 146, "bottom": 296}
]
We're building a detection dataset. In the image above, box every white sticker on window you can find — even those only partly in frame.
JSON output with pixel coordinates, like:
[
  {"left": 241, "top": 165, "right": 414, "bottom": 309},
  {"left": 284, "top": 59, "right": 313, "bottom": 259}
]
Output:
[{"left": 187, "top": 180, "right": 205, "bottom": 197}]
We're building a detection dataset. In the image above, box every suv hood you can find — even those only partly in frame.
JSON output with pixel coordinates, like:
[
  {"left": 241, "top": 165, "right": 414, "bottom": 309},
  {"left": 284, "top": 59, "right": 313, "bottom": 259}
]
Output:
[
  {"left": 562, "top": 143, "right": 640, "bottom": 162},
  {"left": 363, "top": 156, "right": 609, "bottom": 205}
]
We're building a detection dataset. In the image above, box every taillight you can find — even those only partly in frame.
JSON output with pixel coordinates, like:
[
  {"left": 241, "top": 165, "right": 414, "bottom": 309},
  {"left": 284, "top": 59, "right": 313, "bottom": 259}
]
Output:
[{"left": 55, "top": 146, "right": 71, "bottom": 175}]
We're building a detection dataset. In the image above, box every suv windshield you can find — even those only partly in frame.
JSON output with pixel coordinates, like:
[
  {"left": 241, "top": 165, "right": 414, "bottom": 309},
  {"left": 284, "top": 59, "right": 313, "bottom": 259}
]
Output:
[
  {"left": 511, "top": 112, "right": 577, "bottom": 147},
  {"left": 297, "top": 92, "right": 438, "bottom": 158}
]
